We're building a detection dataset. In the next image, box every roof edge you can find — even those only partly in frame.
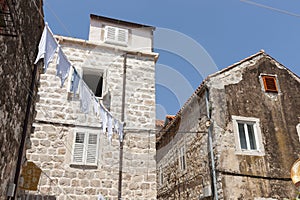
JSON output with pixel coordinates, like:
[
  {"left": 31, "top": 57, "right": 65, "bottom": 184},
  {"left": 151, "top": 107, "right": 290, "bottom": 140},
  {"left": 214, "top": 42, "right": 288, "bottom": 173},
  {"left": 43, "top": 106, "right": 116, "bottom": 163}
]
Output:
[{"left": 90, "top": 14, "right": 155, "bottom": 30}]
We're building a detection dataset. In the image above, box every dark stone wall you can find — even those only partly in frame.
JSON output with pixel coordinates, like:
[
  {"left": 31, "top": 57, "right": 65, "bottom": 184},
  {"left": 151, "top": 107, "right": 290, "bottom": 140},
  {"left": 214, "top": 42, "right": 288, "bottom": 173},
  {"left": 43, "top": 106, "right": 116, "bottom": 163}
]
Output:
[
  {"left": 222, "top": 57, "right": 300, "bottom": 198},
  {"left": 0, "top": 0, "right": 43, "bottom": 198}
]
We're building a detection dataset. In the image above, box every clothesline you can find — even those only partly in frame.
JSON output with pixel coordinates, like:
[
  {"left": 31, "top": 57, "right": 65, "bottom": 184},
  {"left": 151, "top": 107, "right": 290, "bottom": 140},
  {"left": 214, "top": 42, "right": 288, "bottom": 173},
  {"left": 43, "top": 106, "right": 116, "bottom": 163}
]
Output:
[{"left": 34, "top": 23, "right": 124, "bottom": 143}]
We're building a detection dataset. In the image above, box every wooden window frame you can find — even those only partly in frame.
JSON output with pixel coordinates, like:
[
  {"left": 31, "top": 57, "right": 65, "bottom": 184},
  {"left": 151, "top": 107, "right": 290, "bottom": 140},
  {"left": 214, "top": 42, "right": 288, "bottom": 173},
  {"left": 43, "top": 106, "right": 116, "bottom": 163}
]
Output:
[
  {"left": 71, "top": 131, "right": 100, "bottom": 166},
  {"left": 261, "top": 75, "right": 278, "bottom": 93}
]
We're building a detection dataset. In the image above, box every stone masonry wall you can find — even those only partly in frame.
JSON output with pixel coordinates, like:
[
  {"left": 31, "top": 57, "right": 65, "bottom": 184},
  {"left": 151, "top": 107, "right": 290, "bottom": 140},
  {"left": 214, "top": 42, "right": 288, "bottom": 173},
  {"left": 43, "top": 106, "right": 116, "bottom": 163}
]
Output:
[
  {"left": 27, "top": 37, "right": 157, "bottom": 199},
  {"left": 207, "top": 54, "right": 300, "bottom": 199},
  {"left": 0, "top": 0, "right": 43, "bottom": 198},
  {"left": 157, "top": 92, "right": 211, "bottom": 200}
]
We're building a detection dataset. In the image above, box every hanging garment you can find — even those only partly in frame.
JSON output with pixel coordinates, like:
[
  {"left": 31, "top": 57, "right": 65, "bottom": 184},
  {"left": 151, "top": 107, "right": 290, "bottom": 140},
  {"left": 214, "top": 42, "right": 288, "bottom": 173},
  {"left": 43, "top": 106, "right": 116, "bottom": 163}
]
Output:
[
  {"left": 56, "top": 48, "right": 71, "bottom": 87},
  {"left": 93, "top": 98, "right": 100, "bottom": 117},
  {"left": 34, "top": 24, "right": 58, "bottom": 72},
  {"left": 118, "top": 121, "right": 124, "bottom": 142},
  {"left": 107, "top": 113, "right": 113, "bottom": 142},
  {"left": 100, "top": 104, "right": 107, "bottom": 133},
  {"left": 70, "top": 69, "right": 80, "bottom": 97},
  {"left": 79, "top": 80, "right": 92, "bottom": 114}
]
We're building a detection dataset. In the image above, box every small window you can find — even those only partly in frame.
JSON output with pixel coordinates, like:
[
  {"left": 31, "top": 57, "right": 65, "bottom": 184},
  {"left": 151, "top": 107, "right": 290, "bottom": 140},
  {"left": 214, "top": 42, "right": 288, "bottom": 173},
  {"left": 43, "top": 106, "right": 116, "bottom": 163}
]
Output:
[
  {"left": 0, "top": 0, "right": 16, "bottom": 36},
  {"left": 261, "top": 75, "right": 278, "bottom": 93},
  {"left": 69, "top": 68, "right": 104, "bottom": 98},
  {"left": 72, "top": 132, "right": 99, "bottom": 166},
  {"left": 179, "top": 146, "right": 186, "bottom": 171},
  {"left": 297, "top": 124, "right": 300, "bottom": 143},
  {"left": 159, "top": 166, "right": 163, "bottom": 185},
  {"left": 232, "top": 116, "right": 264, "bottom": 156},
  {"left": 82, "top": 68, "right": 103, "bottom": 98},
  {"left": 104, "top": 25, "right": 128, "bottom": 46}
]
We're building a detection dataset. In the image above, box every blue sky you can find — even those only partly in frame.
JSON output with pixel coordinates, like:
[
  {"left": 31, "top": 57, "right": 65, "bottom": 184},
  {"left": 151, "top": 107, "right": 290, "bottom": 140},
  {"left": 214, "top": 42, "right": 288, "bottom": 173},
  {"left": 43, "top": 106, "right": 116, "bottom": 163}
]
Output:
[{"left": 44, "top": 0, "right": 300, "bottom": 119}]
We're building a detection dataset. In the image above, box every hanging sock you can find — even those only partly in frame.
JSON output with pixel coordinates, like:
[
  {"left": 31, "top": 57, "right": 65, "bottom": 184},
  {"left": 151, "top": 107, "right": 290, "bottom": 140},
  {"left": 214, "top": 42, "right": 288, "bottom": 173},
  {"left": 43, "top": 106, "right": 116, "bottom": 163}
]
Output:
[
  {"left": 79, "top": 80, "right": 92, "bottom": 114},
  {"left": 93, "top": 98, "right": 100, "bottom": 117},
  {"left": 100, "top": 104, "right": 107, "bottom": 133},
  {"left": 107, "top": 113, "right": 113, "bottom": 142},
  {"left": 56, "top": 48, "right": 71, "bottom": 87},
  {"left": 34, "top": 24, "right": 58, "bottom": 72},
  {"left": 118, "top": 121, "right": 124, "bottom": 142},
  {"left": 70, "top": 68, "right": 80, "bottom": 97}
]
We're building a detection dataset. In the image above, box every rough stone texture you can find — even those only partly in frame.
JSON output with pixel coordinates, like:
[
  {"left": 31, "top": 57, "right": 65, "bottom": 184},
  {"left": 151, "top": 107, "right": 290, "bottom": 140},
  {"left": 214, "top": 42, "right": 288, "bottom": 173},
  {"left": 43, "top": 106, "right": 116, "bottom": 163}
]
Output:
[
  {"left": 27, "top": 20, "right": 158, "bottom": 199},
  {"left": 157, "top": 52, "right": 300, "bottom": 199},
  {"left": 0, "top": 0, "right": 43, "bottom": 199}
]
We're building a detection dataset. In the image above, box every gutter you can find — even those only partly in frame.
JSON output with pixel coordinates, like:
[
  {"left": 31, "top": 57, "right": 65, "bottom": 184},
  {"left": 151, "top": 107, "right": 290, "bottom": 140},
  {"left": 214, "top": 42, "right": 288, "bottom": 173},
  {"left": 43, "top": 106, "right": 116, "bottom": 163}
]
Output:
[{"left": 205, "top": 87, "right": 218, "bottom": 200}]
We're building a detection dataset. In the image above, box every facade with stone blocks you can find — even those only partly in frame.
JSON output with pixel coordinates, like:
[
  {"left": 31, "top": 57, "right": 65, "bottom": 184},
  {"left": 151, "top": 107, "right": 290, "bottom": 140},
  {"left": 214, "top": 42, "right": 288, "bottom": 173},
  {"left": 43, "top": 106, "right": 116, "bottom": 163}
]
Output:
[
  {"left": 157, "top": 51, "right": 300, "bottom": 199},
  {"left": 27, "top": 15, "right": 158, "bottom": 199},
  {"left": 0, "top": 0, "right": 44, "bottom": 199}
]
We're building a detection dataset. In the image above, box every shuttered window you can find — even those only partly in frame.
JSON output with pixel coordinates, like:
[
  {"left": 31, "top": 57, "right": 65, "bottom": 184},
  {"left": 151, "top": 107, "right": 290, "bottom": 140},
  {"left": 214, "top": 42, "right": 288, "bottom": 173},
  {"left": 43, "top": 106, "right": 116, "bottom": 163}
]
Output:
[
  {"left": 72, "top": 132, "right": 99, "bottom": 165},
  {"left": 104, "top": 25, "right": 128, "bottom": 46},
  {"left": 262, "top": 75, "right": 278, "bottom": 93},
  {"left": 179, "top": 146, "right": 186, "bottom": 171}
]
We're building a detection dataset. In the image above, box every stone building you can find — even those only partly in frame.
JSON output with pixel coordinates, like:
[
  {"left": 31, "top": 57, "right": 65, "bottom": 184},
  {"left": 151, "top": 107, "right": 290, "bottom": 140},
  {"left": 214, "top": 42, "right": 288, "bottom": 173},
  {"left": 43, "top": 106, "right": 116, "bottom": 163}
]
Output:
[
  {"left": 27, "top": 15, "right": 158, "bottom": 199},
  {"left": 0, "top": 0, "right": 44, "bottom": 199},
  {"left": 156, "top": 51, "right": 300, "bottom": 199}
]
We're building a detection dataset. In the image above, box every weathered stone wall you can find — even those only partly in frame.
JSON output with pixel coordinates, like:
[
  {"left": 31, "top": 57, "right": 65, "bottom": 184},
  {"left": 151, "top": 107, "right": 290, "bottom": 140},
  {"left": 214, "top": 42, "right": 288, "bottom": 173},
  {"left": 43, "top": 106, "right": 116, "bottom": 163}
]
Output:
[
  {"left": 0, "top": 0, "right": 43, "bottom": 198},
  {"left": 157, "top": 92, "right": 211, "bottom": 200},
  {"left": 27, "top": 36, "right": 157, "bottom": 199},
  {"left": 208, "top": 53, "right": 300, "bottom": 199}
]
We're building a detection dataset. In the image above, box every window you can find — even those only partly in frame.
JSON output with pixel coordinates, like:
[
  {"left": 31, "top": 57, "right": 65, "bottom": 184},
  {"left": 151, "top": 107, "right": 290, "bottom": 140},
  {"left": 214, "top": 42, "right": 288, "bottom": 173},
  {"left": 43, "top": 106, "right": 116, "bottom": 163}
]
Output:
[
  {"left": 82, "top": 68, "right": 103, "bottom": 98},
  {"left": 159, "top": 166, "right": 163, "bottom": 185},
  {"left": 69, "top": 67, "right": 105, "bottom": 98},
  {"left": 104, "top": 25, "right": 128, "bottom": 46},
  {"left": 72, "top": 132, "right": 99, "bottom": 166},
  {"left": 261, "top": 75, "right": 278, "bottom": 93},
  {"left": 232, "top": 116, "right": 264, "bottom": 156},
  {"left": 0, "top": 0, "right": 16, "bottom": 36},
  {"left": 297, "top": 124, "right": 300, "bottom": 143},
  {"left": 179, "top": 146, "right": 186, "bottom": 171}
]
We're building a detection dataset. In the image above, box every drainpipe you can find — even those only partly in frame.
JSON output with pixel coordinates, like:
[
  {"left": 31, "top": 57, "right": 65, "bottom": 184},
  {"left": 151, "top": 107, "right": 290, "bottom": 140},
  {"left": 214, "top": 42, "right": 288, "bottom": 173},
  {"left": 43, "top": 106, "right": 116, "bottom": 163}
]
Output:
[
  {"left": 10, "top": 64, "right": 38, "bottom": 200},
  {"left": 205, "top": 88, "right": 218, "bottom": 200},
  {"left": 118, "top": 53, "right": 127, "bottom": 200}
]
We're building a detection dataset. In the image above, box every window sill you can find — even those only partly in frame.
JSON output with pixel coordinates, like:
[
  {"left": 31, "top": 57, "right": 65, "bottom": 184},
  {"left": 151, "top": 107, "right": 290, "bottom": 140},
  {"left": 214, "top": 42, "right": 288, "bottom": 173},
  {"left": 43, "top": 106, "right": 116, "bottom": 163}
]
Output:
[
  {"left": 70, "top": 163, "right": 98, "bottom": 169},
  {"left": 235, "top": 150, "right": 265, "bottom": 157}
]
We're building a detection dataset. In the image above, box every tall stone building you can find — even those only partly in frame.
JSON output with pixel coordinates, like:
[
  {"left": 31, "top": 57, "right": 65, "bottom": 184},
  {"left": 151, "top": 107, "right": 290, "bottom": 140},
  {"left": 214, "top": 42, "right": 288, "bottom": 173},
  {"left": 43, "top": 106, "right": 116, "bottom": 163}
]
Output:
[
  {"left": 0, "top": 0, "right": 44, "bottom": 199},
  {"left": 27, "top": 15, "right": 158, "bottom": 199},
  {"left": 157, "top": 51, "right": 300, "bottom": 199}
]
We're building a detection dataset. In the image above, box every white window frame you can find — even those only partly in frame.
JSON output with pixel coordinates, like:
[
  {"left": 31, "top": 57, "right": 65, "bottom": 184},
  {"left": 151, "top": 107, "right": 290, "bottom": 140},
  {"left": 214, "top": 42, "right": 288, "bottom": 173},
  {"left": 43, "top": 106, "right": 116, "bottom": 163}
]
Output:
[
  {"left": 104, "top": 25, "right": 128, "bottom": 46},
  {"left": 179, "top": 145, "right": 187, "bottom": 171},
  {"left": 71, "top": 130, "right": 100, "bottom": 166},
  {"left": 68, "top": 67, "right": 107, "bottom": 100},
  {"left": 297, "top": 123, "right": 300, "bottom": 143},
  {"left": 232, "top": 115, "right": 265, "bottom": 156},
  {"left": 159, "top": 166, "right": 163, "bottom": 185}
]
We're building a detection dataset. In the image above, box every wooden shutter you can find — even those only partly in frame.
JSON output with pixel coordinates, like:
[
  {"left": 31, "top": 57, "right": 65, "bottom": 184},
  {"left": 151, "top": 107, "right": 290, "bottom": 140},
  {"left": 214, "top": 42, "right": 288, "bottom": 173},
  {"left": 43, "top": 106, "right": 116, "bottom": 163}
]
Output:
[
  {"left": 105, "top": 26, "right": 116, "bottom": 41},
  {"left": 86, "top": 133, "right": 98, "bottom": 165},
  {"left": 73, "top": 132, "right": 85, "bottom": 163},
  {"left": 104, "top": 25, "right": 128, "bottom": 46},
  {"left": 117, "top": 28, "right": 128, "bottom": 44},
  {"left": 262, "top": 75, "right": 278, "bottom": 92}
]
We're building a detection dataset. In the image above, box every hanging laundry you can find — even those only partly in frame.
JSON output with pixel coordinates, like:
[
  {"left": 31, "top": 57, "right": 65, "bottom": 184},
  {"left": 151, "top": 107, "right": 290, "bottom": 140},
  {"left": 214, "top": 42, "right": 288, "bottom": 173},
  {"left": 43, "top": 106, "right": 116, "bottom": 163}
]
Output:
[
  {"left": 118, "top": 121, "right": 124, "bottom": 142},
  {"left": 79, "top": 80, "right": 92, "bottom": 114},
  {"left": 56, "top": 48, "right": 71, "bottom": 87},
  {"left": 100, "top": 104, "right": 107, "bottom": 133},
  {"left": 93, "top": 98, "right": 100, "bottom": 117},
  {"left": 70, "top": 68, "right": 80, "bottom": 97},
  {"left": 34, "top": 24, "right": 58, "bottom": 72},
  {"left": 107, "top": 113, "right": 113, "bottom": 142}
]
